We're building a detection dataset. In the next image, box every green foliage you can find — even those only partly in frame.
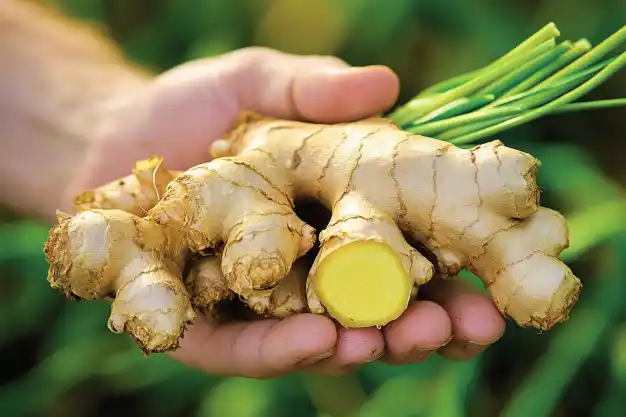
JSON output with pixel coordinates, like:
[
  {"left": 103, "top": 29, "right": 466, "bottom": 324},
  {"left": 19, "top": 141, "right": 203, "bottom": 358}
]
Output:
[{"left": 2, "top": 1, "right": 626, "bottom": 416}]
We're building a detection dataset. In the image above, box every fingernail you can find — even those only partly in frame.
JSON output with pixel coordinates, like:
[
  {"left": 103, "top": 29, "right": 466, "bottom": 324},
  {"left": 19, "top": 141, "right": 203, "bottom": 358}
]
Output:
[
  {"left": 366, "top": 348, "right": 386, "bottom": 363},
  {"left": 297, "top": 349, "right": 335, "bottom": 367},
  {"left": 467, "top": 327, "right": 506, "bottom": 347},
  {"left": 343, "top": 363, "right": 362, "bottom": 373},
  {"left": 408, "top": 349, "right": 435, "bottom": 362},
  {"left": 439, "top": 335, "right": 454, "bottom": 348},
  {"left": 466, "top": 339, "right": 493, "bottom": 347},
  {"left": 405, "top": 337, "right": 452, "bottom": 363}
]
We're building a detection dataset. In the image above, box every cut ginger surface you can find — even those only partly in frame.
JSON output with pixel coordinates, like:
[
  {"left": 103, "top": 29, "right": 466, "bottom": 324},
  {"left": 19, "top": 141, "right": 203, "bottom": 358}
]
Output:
[{"left": 314, "top": 240, "right": 412, "bottom": 328}]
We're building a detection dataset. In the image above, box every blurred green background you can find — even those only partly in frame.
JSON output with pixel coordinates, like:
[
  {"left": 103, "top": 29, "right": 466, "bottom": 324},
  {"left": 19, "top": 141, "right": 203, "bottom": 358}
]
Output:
[{"left": 2, "top": 1, "right": 626, "bottom": 416}]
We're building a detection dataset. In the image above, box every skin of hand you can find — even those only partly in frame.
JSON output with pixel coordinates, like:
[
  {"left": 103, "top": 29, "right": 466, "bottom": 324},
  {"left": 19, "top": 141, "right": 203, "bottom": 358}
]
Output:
[{"left": 64, "top": 47, "right": 506, "bottom": 378}]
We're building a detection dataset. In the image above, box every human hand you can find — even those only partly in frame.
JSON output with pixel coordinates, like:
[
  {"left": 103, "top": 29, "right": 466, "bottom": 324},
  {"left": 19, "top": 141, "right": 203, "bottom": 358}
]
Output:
[{"left": 66, "top": 47, "right": 506, "bottom": 378}]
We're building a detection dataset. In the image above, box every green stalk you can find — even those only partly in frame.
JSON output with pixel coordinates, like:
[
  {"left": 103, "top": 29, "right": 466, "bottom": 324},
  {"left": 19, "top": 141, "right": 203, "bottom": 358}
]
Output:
[
  {"left": 414, "top": 22, "right": 561, "bottom": 98},
  {"left": 447, "top": 50, "right": 626, "bottom": 145},
  {"left": 554, "top": 98, "right": 626, "bottom": 113},
  {"left": 473, "top": 41, "right": 572, "bottom": 98},
  {"left": 393, "top": 23, "right": 626, "bottom": 145},
  {"left": 409, "top": 65, "right": 605, "bottom": 137},
  {"left": 414, "top": 72, "right": 480, "bottom": 98},
  {"left": 392, "top": 39, "right": 557, "bottom": 125},
  {"left": 407, "top": 95, "right": 494, "bottom": 126},
  {"left": 496, "top": 22, "right": 561, "bottom": 62},
  {"left": 489, "top": 39, "right": 591, "bottom": 105},
  {"left": 490, "top": 59, "right": 611, "bottom": 109},
  {"left": 532, "top": 25, "right": 626, "bottom": 90},
  {"left": 392, "top": 24, "right": 561, "bottom": 123},
  {"left": 407, "top": 106, "right": 524, "bottom": 136},
  {"left": 410, "top": 98, "right": 472, "bottom": 125},
  {"left": 496, "top": 58, "right": 612, "bottom": 109},
  {"left": 440, "top": 115, "right": 515, "bottom": 141}
]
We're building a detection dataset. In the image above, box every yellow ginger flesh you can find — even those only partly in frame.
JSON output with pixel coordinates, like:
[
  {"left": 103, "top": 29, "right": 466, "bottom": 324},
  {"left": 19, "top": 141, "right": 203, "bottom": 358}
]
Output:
[
  {"left": 44, "top": 112, "right": 583, "bottom": 353},
  {"left": 313, "top": 240, "right": 411, "bottom": 327}
]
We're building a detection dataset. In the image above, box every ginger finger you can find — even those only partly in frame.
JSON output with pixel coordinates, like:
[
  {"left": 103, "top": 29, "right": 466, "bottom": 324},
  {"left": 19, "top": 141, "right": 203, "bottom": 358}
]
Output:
[
  {"left": 243, "top": 257, "right": 310, "bottom": 318},
  {"left": 149, "top": 150, "right": 316, "bottom": 295},
  {"left": 73, "top": 156, "right": 181, "bottom": 216},
  {"left": 186, "top": 254, "right": 309, "bottom": 318},
  {"left": 307, "top": 192, "right": 433, "bottom": 327},
  {"left": 184, "top": 255, "right": 234, "bottom": 314},
  {"left": 45, "top": 209, "right": 194, "bottom": 353}
]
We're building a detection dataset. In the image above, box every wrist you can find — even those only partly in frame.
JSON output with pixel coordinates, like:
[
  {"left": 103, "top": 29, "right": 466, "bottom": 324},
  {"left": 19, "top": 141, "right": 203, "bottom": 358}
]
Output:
[
  {"left": 0, "top": 1, "right": 152, "bottom": 221},
  {"left": 0, "top": 73, "right": 151, "bottom": 223}
]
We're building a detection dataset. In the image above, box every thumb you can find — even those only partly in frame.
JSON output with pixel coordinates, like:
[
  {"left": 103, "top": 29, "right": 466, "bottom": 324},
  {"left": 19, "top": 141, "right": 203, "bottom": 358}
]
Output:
[
  {"left": 64, "top": 48, "right": 400, "bottom": 209},
  {"left": 221, "top": 47, "right": 401, "bottom": 123}
]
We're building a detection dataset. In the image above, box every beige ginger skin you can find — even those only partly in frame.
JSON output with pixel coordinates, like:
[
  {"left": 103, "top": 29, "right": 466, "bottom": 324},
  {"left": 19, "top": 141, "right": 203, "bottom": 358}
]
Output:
[
  {"left": 45, "top": 112, "right": 582, "bottom": 353},
  {"left": 46, "top": 154, "right": 311, "bottom": 353},
  {"left": 187, "top": 255, "right": 309, "bottom": 319}
]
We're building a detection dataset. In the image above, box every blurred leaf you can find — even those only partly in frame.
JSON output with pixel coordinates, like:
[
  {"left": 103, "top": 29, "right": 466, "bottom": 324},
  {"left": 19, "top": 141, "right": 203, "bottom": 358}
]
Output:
[
  {"left": 0, "top": 220, "right": 56, "bottom": 344},
  {"left": 338, "top": 0, "right": 414, "bottom": 56},
  {"left": 138, "top": 362, "right": 216, "bottom": 417},
  {"left": 427, "top": 359, "right": 481, "bottom": 417},
  {"left": 562, "top": 200, "right": 626, "bottom": 262},
  {"left": 357, "top": 375, "right": 428, "bottom": 417},
  {"left": 197, "top": 377, "right": 276, "bottom": 417},
  {"left": 0, "top": 220, "right": 50, "bottom": 262},
  {"left": 120, "top": 17, "right": 182, "bottom": 71},
  {"left": 531, "top": 0, "right": 605, "bottom": 40},
  {"left": 361, "top": 356, "right": 444, "bottom": 385},
  {"left": 48, "top": 0, "right": 106, "bottom": 22},
  {"left": 0, "top": 335, "right": 124, "bottom": 417},
  {"left": 0, "top": 259, "right": 57, "bottom": 345},
  {"left": 186, "top": 35, "right": 241, "bottom": 60},
  {"left": 302, "top": 373, "right": 367, "bottom": 417},
  {"left": 532, "top": 143, "right": 624, "bottom": 211},
  {"left": 161, "top": 0, "right": 247, "bottom": 42},
  {"left": 40, "top": 299, "right": 112, "bottom": 356},
  {"left": 254, "top": 0, "right": 348, "bottom": 55},
  {"left": 592, "top": 324, "right": 626, "bottom": 417}
]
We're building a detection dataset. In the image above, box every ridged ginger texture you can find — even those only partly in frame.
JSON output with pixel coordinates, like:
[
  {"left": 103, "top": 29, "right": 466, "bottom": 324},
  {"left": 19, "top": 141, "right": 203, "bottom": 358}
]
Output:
[{"left": 44, "top": 113, "right": 582, "bottom": 354}]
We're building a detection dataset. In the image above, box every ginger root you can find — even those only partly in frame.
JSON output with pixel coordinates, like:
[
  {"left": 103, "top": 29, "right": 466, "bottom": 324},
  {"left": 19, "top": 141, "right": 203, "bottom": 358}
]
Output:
[
  {"left": 45, "top": 155, "right": 309, "bottom": 352},
  {"left": 72, "top": 156, "right": 181, "bottom": 216},
  {"left": 45, "top": 208, "right": 195, "bottom": 353},
  {"left": 44, "top": 112, "right": 582, "bottom": 353},
  {"left": 186, "top": 254, "right": 309, "bottom": 318}
]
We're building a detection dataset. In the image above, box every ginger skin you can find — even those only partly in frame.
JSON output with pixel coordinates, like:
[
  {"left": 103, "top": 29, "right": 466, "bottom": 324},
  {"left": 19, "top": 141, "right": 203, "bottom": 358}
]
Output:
[
  {"left": 45, "top": 209, "right": 195, "bottom": 354},
  {"left": 47, "top": 155, "right": 308, "bottom": 352},
  {"left": 72, "top": 157, "right": 181, "bottom": 217},
  {"left": 157, "top": 112, "right": 581, "bottom": 330},
  {"left": 187, "top": 255, "right": 309, "bottom": 318},
  {"left": 44, "top": 157, "right": 192, "bottom": 353},
  {"left": 44, "top": 112, "right": 582, "bottom": 353}
]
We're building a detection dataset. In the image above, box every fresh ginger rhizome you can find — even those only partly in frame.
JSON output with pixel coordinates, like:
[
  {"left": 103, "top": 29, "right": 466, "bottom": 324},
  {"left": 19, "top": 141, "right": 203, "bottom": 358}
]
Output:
[{"left": 44, "top": 113, "right": 582, "bottom": 354}]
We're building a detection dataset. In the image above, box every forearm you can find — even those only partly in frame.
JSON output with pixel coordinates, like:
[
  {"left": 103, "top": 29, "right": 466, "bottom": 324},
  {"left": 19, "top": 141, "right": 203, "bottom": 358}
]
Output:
[{"left": 0, "top": 0, "right": 150, "bottom": 220}]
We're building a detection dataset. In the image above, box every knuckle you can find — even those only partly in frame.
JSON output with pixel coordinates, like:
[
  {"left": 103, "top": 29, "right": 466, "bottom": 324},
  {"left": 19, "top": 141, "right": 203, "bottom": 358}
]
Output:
[
  {"left": 306, "top": 55, "right": 348, "bottom": 68},
  {"left": 227, "top": 46, "right": 283, "bottom": 67}
]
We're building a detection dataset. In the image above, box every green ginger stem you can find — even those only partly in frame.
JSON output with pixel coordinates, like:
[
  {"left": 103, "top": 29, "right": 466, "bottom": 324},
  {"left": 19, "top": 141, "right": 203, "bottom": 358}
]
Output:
[{"left": 391, "top": 23, "right": 626, "bottom": 145}]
